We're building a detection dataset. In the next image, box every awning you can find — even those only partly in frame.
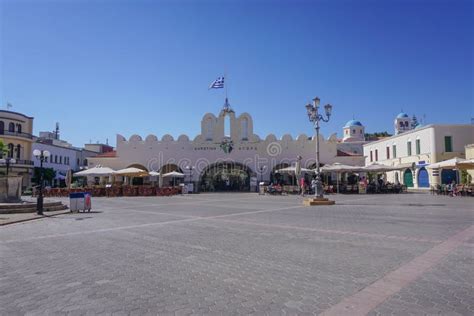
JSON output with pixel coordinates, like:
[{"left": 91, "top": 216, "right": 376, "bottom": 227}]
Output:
[{"left": 427, "top": 157, "right": 470, "bottom": 169}]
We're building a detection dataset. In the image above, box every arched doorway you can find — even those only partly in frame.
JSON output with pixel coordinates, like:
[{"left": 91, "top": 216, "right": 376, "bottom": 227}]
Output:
[
  {"left": 403, "top": 169, "right": 413, "bottom": 187},
  {"left": 417, "top": 167, "right": 429, "bottom": 188},
  {"left": 441, "top": 169, "right": 457, "bottom": 184},
  {"left": 200, "top": 162, "right": 253, "bottom": 192},
  {"left": 126, "top": 164, "right": 148, "bottom": 185}
]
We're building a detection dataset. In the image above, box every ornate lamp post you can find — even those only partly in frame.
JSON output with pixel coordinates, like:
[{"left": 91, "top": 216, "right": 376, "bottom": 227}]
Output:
[
  {"left": 33, "top": 149, "right": 51, "bottom": 215},
  {"left": 305, "top": 97, "right": 335, "bottom": 205}
]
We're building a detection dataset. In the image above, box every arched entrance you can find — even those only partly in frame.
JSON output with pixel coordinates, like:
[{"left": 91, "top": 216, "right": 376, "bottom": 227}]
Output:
[
  {"left": 441, "top": 169, "right": 457, "bottom": 184},
  {"left": 126, "top": 164, "right": 148, "bottom": 185},
  {"left": 200, "top": 162, "right": 253, "bottom": 192},
  {"left": 403, "top": 169, "right": 413, "bottom": 187},
  {"left": 417, "top": 167, "right": 429, "bottom": 188}
]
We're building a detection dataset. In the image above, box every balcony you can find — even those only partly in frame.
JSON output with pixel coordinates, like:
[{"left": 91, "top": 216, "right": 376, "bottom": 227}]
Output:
[{"left": 0, "top": 130, "right": 34, "bottom": 140}]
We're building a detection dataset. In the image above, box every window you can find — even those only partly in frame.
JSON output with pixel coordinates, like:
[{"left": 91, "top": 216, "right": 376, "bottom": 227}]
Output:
[
  {"left": 55, "top": 155, "right": 58, "bottom": 163},
  {"left": 16, "top": 144, "right": 21, "bottom": 159},
  {"left": 444, "top": 136, "right": 453, "bottom": 152},
  {"left": 0, "top": 121, "right": 4, "bottom": 134},
  {"left": 224, "top": 115, "right": 231, "bottom": 137},
  {"left": 7, "top": 143, "right": 14, "bottom": 158},
  {"left": 77, "top": 158, "right": 80, "bottom": 166},
  {"left": 392, "top": 145, "right": 397, "bottom": 158},
  {"left": 407, "top": 141, "right": 412, "bottom": 156},
  {"left": 83, "top": 159, "right": 88, "bottom": 166},
  {"left": 375, "top": 149, "right": 378, "bottom": 161},
  {"left": 352, "top": 129, "right": 356, "bottom": 134},
  {"left": 416, "top": 139, "right": 421, "bottom": 155},
  {"left": 370, "top": 151, "right": 373, "bottom": 162},
  {"left": 59, "top": 156, "right": 62, "bottom": 164},
  {"left": 16, "top": 124, "right": 22, "bottom": 134},
  {"left": 205, "top": 118, "right": 213, "bottom": 141},
  {"left": 241, "top": 118, "right": 248, "bottom": 140},
  {"left": 45, "top": 157, "right": 48, "bottom": 163},
  {"left": 8, "top": 122, "right": 14, "bottom": 132},
  {"left": 345, "top": 130, "right": 348, "bottom": 135},
  {"left": 360, "top": 130, "right": 363, "bottom": 134},
  {"left": 386, "top": 146, "right": 390, "bottom": 159}
]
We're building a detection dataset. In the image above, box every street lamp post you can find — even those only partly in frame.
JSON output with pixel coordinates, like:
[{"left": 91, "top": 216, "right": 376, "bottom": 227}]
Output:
[
  {"left": 0, "top": 157, "right": 17, "bottom": 175},
  {"left": 185, "top": 166, "right": 195, "bottom": 193},
  {"left": 33, "top": 149, "right": 51, "bottom": 215},
  {"left": 305, "top": 97, "right": 333, "bottom": 199}
]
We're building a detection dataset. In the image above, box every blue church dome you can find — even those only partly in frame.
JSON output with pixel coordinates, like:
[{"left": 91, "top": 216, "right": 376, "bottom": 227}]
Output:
[
  {"left": 397, "top": 112, "right": 409, "bottom": 119},
  {"left": 344, "top": 120, "right": 363, "bottom": 128}
]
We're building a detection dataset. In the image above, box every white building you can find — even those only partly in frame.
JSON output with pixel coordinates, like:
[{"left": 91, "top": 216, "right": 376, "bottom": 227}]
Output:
[
  {"left": 90, "top": 106, "right": 365, "bottom": 191},
  {"left": 363, "top": 123, "right": 474, "bottom": 188},
  {"left": 32, "top": 132, "right": 98, "bottom": 186}
]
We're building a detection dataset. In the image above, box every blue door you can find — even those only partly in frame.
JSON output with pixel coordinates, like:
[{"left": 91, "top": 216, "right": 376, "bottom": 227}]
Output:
[{"left": 417, "top": 167, "right": 429, "bottom": 188}]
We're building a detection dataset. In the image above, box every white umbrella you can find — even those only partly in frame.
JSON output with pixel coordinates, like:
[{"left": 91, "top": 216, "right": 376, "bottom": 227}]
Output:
[
  {"left": 162, "top": 171, "right": 184, "bottom": 187},
  {"left": 427, "top": 157, "right": 469, "bottom": 169},
  {"left": 276, "top": 166, "right": 314, "bottom": 174},
  {"left": 320, "top": 163, "right": 363, "bottom": 193},
  {"left": 362, "top": 163, "right": 396, "bottom": 172},
  {"left": 149, "top": 171, "right": 160, "bottom": 176},
  {"left": 321, "top": 163, "right": 363, "bottom": 172},
  {"left": 162, "top": 171, "right": 185, "bottom": 178},
  {"left": 74, "top": 166, "right": 115, "bottom": 176}
]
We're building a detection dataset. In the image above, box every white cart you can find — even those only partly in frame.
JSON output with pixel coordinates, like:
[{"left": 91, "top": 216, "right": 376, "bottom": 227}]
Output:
[{"left": 69, "top": 192, "right": 92, "bottom": 212}]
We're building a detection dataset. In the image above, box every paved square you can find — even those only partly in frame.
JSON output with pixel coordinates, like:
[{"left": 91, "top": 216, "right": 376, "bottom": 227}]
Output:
[{"left": 0, "top": 193, "right": 473, "bottom": 315}]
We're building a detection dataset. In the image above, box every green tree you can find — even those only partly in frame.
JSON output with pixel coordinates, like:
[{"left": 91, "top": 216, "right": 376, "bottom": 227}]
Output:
[
  {"left": 32, "top": 167, "right": 56, "bottom": 186},
  {"left": 0, "top": 139, "right": 9, "bottom": 158}
]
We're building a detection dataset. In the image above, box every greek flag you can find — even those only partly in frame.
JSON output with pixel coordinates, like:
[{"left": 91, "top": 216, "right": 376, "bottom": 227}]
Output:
[{"left": 209, "top": 76, "right": 224, "bottom": 89}]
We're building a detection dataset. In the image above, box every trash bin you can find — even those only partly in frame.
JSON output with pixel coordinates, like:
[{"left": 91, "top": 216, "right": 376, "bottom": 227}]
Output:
[{"left": 69, "top": 192, "right": 92, "bottom": 212}]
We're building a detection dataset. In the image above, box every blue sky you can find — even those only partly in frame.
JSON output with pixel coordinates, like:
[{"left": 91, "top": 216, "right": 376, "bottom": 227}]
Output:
[{"left": 1, "top": 0, "right": 472, "bottom": 147}]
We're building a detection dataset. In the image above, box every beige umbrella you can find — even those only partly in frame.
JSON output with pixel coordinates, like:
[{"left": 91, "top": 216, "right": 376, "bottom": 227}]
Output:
[
  {"left": 74, "top": 166, "right": 115, "bottom": 176},
  {"left": 115, "top": 167, "right": 148, "bottom": 177}
]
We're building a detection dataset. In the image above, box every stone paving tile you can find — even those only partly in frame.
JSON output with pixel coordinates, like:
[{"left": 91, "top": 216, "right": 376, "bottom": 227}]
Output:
[
  {"left": 0, "top": 193, "right": 472, "bottom": 315},
  {"left": 369, "top": 245, "right": 474, "bottom": 316}
]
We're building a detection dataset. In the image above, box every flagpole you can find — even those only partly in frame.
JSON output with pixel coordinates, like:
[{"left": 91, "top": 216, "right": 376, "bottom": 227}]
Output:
[{"left": 224, "top": 70, "right": 228, "bottom": 101}]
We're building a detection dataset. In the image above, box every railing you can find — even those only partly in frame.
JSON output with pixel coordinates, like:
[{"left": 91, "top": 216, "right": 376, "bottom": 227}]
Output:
[
  {"left": 0, "top": 130, "right": 33, "bottom": 139},
  {"left": 15, "top": 159, "right": 34, "bottom": 166}
]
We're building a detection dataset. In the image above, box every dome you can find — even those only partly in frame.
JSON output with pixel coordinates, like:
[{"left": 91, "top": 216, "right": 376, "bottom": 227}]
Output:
[
  {"left": 397, "top": 112, "right": 409, "bottom": 119},
  {"left": 344, "top": 120, "right": 363, "bottom": 128}
]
